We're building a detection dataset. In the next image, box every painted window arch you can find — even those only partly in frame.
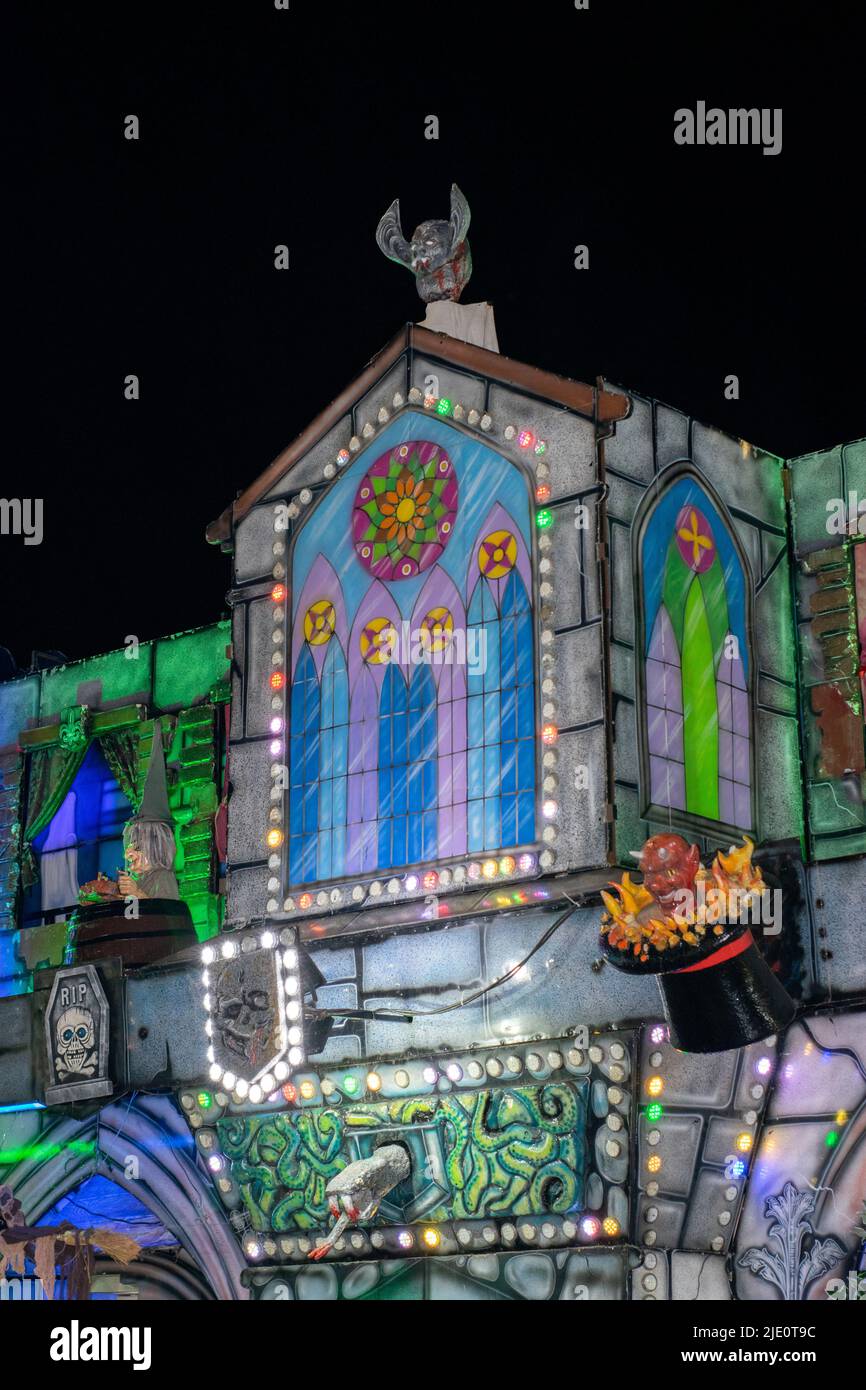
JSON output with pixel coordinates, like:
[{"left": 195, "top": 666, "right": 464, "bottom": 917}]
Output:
[
  {"left": 288, "top": 645, "right": 320, "bottom": 886},
  {"left": 636, "top": 466, "right": 754, "bottom": 831},
  {"left": 286, "top": 418, "right": 539, "bottom": 887}
]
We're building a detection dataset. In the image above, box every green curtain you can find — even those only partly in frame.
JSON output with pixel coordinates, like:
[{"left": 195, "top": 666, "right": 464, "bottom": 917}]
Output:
[
  {"left": 20, "top": 742, "right": 89, "bottom": 890},
  {"left": 101, "top": 728, "right": 143, "bottom": 811}
]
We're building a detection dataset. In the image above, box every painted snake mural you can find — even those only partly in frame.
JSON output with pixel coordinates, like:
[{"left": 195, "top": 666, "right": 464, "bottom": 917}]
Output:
[{"left": 218, "top": 1084, "right": 587, "bottom": 1232}]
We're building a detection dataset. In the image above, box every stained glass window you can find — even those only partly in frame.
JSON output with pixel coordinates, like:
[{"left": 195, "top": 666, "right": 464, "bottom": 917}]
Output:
[
  {"left": 289, "top": 646, "right": 320, "bottom": 885},
  {"left": 407, "top": 664, "right": 438, "bottom": 863},
  {"left": 347, "top": 666, "right": 378, "bottom": 876},
  {"left": 638, "top": 470, "right": 753, "bottom": 831},
  {"left": 317, "top": 641, "right": 348, "bottom": 880},
  {"left": 377, "top": 664, "right": 410, "bottom": 868},
  {"left": 287, "top": 419, "right": 538, "bottom": 887}
]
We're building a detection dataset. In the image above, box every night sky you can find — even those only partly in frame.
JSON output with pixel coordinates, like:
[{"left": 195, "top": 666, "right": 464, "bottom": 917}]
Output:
[{"left": 6, "top": 0, "right": 864, "bottom": 671}]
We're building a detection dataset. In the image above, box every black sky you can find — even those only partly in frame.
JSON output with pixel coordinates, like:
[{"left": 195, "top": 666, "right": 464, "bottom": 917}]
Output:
[{"left": 6, "top": 0, "right": 865, "bottom": 671}]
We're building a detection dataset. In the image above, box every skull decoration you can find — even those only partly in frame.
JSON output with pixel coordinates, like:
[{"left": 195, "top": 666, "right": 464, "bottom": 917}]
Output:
[
  {"left": 212, "top": 960, "right": 275, "bottom": 1066},
  {"left": 55, "top": 1006, "right": 96, "bottom": 1079},
  {"left": 376, "top": 183, "right": 472, "bottom": 303}
]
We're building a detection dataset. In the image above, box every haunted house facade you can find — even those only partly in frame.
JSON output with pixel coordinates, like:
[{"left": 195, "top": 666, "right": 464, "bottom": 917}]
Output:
[{"left": 0, "top": 314, "right": 864, "bottom": 1301}]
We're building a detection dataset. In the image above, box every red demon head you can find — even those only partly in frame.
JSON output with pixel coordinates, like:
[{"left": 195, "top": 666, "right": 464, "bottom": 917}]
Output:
[{"left": 635, "top": 833, "right": 701, "bottom": 912}]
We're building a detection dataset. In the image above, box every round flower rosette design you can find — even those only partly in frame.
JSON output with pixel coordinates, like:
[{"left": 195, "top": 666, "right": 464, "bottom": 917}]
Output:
[{"left": 352, "top": 441, "right": 458, "bottom": 581}]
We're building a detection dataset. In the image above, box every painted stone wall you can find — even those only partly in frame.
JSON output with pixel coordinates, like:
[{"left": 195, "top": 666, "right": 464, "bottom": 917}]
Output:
[{"left": 789, "top": 438, "right": 866, "bottom": 861}]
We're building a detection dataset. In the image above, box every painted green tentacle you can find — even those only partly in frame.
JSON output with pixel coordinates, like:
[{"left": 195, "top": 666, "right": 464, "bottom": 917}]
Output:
[{"left": 528, "top": 1159, "right": 578, "bottom": 1212}]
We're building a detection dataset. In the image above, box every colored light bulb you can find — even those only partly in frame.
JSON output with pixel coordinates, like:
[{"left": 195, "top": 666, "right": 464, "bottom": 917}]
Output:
[
  {"left": 270, "top": 671, "right": 285, "bottom": 690},
  {"left": 536, "top": 509, "right": 553, "bottom": 530}
]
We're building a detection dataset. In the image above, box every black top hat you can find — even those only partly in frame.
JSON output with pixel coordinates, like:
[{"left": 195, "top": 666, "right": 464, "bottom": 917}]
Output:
[{"left": 600, "top": 922, "right": 795, "bottom": 1053}]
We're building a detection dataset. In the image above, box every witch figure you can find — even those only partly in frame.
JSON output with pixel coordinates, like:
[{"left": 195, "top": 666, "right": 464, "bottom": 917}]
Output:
[{"left": 118, "top": 726, "right": 179, "bottom": 902}]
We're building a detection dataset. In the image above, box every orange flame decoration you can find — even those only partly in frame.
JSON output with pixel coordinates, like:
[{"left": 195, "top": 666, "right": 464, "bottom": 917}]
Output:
[{"left": 601, "top": 836, "right": 765, "bottom": 961}]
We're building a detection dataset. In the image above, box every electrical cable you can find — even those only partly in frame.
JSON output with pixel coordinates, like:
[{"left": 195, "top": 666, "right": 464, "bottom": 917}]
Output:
[{"left": 308, "top": 901, "right": 575, "bottom": 1023}]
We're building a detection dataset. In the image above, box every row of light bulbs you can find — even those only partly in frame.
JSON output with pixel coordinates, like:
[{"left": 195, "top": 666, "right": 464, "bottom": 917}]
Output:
[
  {"left": 242, "top": 1211, "right": 622, "bottom": 1264},
  {"left": 640, "top": 1027, "right": 772, "bottom": 1252}
]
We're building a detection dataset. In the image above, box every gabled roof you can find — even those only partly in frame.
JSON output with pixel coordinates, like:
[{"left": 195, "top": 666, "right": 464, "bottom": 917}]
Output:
[{"left": 206, "top": 324, "right": 631, "bottom": 545}]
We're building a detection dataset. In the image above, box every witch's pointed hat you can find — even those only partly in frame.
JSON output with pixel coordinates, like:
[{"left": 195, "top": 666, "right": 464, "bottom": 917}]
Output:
[{"left": 133, "top": 724, "right": 172, "bottom": 825}]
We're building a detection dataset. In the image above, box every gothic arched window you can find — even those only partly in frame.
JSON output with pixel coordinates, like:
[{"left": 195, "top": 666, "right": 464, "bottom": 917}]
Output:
[
  {"left": 466, "top": 517, "right": 534, "bottom": 853},
  {"left": 317, "top": 640, "right": 349, "bottom": 880},
  {"left": 286, "top": 420, "right": 539, "bottom": 889},
  {"left": 288, "top": 645, "right": 320, "bottom": 885},
  {"left": 635, "top": 466, "right": 754, "bottom": 833}
]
